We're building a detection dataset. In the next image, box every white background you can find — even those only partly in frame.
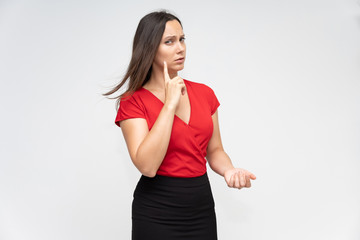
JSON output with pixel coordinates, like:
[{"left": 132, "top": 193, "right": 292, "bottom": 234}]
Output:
[{"left": 1, "top": 0, "right": 359, "bottom": 239}]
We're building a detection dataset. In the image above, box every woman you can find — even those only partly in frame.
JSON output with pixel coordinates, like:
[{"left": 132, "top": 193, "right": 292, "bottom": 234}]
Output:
[{"left": 104, "top": 10, "right": 256, "bottom": 240}]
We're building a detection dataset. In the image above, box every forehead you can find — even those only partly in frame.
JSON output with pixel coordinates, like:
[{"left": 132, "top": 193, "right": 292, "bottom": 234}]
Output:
[{"left": 163, "top": 20, "right": 183, "bottom": 37}]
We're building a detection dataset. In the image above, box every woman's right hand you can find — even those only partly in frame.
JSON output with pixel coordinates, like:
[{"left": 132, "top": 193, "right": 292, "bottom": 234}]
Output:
[{"left": 163, "top": 61, "right": 186, "bottom": 109}]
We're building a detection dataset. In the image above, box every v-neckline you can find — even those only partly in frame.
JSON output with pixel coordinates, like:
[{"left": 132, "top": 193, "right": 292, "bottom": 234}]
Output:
[{"left": 141, "top": 80, "right": 192, "bottom": 126}]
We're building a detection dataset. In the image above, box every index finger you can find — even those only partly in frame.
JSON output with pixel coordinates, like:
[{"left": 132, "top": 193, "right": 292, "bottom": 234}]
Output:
[{"left": 163, "top": 61, "right": 170, "bottom": 82}]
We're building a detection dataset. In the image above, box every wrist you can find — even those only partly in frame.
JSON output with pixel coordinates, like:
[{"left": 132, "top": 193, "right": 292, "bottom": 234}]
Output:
[
  {"left": 222, "top": 166, "right": 235, "bottom": 176},
  {"left": 163, "top": 103, "right": 176, "bottom": 114},
  {"left": 163, "top": 102, "right": 176, "bottom": 112}
]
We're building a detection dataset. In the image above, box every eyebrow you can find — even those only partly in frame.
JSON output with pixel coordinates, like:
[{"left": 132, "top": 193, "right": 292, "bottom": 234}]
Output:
[{"left": 164, "top": 34, "right": 185, "bottom": 39}]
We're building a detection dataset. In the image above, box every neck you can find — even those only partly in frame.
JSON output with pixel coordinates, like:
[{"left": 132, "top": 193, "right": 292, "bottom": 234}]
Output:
[{"left": 146, "top": 65, "right": 178, "bottom": 91}]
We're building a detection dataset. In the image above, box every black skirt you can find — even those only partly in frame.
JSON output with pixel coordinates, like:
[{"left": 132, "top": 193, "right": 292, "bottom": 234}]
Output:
[{"left": 132, "top": 172, "right": 217, "bottom": 240}]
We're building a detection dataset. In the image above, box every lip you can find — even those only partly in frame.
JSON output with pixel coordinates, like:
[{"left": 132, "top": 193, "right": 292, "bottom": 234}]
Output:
[{"left": 174, "top": 57, "right": 185, "bottom": 63}]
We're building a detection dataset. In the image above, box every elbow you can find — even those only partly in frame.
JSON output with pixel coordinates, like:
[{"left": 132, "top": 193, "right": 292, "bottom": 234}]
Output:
[
  {"left": 141, "top": 170, "right": 157, "bottom": 178},
  {"left": 206, "top": 147, "right": 223, "bottom": 160},
  {"left": 208, "top": 158, "right": 218, "bottom": 170},
  {"left": 133, "top": 152, "right": 159, "bottom": 178},
  {"left": 137, "top": 164, "right": 157, "bottom": 178},
  {"left": 134, "top": 152, "right": 159, "bottom": 178},
  {"left": 143, "top": 173, "right": 156, "bottom": 178}
]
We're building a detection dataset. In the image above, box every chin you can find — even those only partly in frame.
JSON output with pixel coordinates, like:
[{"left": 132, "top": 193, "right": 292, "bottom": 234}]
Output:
[{"left": 172, "top": 64, "right": 185, "bottom": 71}]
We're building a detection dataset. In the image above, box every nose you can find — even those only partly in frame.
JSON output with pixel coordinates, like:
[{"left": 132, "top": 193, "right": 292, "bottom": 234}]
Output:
[{"left": 176, "top": 40, "right": 185, "bottom": 53}]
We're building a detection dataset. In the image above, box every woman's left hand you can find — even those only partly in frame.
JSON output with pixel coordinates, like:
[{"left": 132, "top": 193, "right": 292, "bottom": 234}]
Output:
[{"left": 224, "top": 168, "right": 256, "bottom": 189}]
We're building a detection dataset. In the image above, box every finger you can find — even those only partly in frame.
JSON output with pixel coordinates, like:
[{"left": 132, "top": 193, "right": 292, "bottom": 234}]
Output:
[
  {"left": 173, "top": 77, "right": 186, "bottom": 95},
  {"left": 225, "top": 174, "right": 231, "bottom": 187},
  {"left": 234, "top": 173, "right": 240, "bottom": 188},
  {"left": 173, "top": 76, "right": 184, "bottom": 82},
  {"left": 249, "top": 172, "right": 256, "bottom": 180},
  {"left": 163, "top": 61, "right": 170, "bottom": 82},
  {"left": 224, "top": 173, "right": 231, "bottom": 186},
  {"left": 238, "top": 172, "right": 244, "bottom": 189},
  {"left": 229, "top": 174, "right": 235, "bottom": 188},
  {"left": 181, "top": 86, "right": 186, "bottom": 95},
  {"left": 244, "top": 170, "right": 256, "bottom": 180},
  {"left": 245, "top": 177, "right": 252, "bottom": 188},
  {"left": 240, "top": 171, "right": 246, "bottom": 187},
  {"left": 179, "top": 81, "right": 186, "bottom": 95}
]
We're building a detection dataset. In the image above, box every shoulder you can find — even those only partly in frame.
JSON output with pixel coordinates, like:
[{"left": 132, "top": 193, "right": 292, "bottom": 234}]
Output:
[
  {"left": 184, "top": 79, "right": 216, "bottom": 94},
  {"left": 115, "top": 88, "right": 147, "bottom": 127},
  {"left": 118, "top": 88, "right": 149, "bottom": 113},
  {"left": 184, "top": 79, "right": 218, "bottom": 100},
  {"left": 120, "top": 88, "right": 145, "bottom": 101},
  {"left": 184, "top": 79, "right": 220, "bottom": 114},
  {"left": 119, "top": 88, "right": 148, "bottom": 105}
]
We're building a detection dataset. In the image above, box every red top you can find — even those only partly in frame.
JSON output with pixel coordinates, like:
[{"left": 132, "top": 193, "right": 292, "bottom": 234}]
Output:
[{"left": 115, "top": 79, "right": 220, "bottom": 178}]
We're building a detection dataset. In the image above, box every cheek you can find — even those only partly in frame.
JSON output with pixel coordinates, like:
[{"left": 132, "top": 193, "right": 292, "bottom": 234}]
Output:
[
  {"left": 154, "top": 47, "right": 171, "bottom": 64},
  {"left": 153, "top": 52, "right": 163, "bottom": 66}
]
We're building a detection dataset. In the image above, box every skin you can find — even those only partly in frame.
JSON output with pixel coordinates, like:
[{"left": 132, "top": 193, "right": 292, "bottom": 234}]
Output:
[{"left": 120, "top": 20, "right": 256, "bottom": 189}]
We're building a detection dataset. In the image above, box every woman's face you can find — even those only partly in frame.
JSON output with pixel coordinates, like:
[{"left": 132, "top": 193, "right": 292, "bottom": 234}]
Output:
[{"left": 153, "top": 20, "right": 186, "bottom": 74}]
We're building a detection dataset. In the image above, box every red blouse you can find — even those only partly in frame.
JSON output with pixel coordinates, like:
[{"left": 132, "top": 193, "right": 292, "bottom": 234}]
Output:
[{"left": 115, "top": 79, "right": 220, "bottom": 178}]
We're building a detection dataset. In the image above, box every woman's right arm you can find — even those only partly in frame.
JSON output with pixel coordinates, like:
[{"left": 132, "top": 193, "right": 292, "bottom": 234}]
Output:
[
  {"left": 120, "top": 105, "right": 175, "bottom": 177},
  {"left": 120, "top": 62, "right": 185, "bottom": 177}
]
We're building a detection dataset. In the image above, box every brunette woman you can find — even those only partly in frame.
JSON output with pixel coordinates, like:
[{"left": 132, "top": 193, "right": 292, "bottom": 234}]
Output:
[{"left": 104, "top": 10, "right": 256, "bottom": 240}]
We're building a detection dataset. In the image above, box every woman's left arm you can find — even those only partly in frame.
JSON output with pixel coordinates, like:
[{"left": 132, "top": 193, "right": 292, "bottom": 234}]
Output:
[{"left": 206, "top": 110, "right": 256, "bottom": 189}]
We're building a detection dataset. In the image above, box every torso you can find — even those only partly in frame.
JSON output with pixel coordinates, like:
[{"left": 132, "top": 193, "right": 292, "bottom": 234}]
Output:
[
  {"left": 116, "top": 79, "right": 220, "bottom": 177},
  {"left": 142, "top": 86, "right": 191, "bottom": 125}
]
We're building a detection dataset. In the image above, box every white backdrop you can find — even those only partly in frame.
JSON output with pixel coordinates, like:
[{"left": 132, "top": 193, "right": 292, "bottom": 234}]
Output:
[{"left": 1, "top": 0, "right": 359, "bottom": 239}]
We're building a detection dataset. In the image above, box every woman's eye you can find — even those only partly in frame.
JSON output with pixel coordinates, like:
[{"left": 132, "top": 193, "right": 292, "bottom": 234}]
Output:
[{"left": 165, "top": 37, "right": 185, "bottom": 44}]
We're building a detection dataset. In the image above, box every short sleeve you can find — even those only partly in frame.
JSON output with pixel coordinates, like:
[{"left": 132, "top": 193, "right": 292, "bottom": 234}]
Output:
[
  {"left": 115, "top": 95, "right": 146, "bottom": 127},
  {"left": 208, "top": 87, "right": 220, "bottom": 115}
]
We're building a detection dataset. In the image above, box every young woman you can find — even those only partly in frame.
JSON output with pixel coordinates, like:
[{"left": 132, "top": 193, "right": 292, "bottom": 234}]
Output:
[{"left": 104, "top": 10, "right": 256, "bottom": 240}]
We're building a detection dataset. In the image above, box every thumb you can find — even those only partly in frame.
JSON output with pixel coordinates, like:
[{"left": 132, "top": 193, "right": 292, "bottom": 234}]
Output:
[
  {"left": 249, "top": 173, "right": 256, "bottom": 180},
  {"left": 244, "top": 169, "right": 256, "bottom": 180}
]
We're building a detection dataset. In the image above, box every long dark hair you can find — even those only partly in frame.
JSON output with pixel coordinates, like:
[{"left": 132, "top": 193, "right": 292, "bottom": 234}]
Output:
[{"left": 103, "top": 10, "right": 182, "bottom": 108}]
